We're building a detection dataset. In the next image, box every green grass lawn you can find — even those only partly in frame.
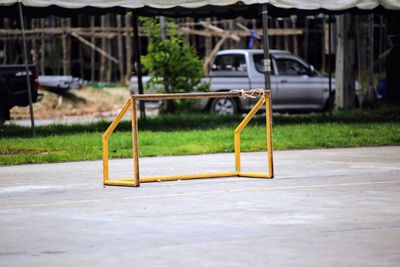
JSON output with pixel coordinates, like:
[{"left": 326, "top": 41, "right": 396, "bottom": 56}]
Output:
[{"left": 1, "top": 106, "right": 400, "bottom": 165}]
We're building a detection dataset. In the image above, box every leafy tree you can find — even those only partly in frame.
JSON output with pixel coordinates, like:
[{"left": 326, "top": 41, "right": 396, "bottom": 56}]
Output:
[{"left": 140, "top": 17, "right": 206, "bottom": 113}]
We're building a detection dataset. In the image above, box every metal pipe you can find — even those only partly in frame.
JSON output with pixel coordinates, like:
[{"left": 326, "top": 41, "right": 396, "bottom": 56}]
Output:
[
  {"left": 102, "top": 98, "right": 132, "bottom": 183},
  {"left": 104, "top": 180, "right": 139, "bottom": 187},
  {"left": 234, "top": 97, "right": 265, "bottom": 133},
  {"left": 261, "top": 6, "right": 274, "bottom": 178},
  {"left": 132, "top": 14, "right": 146, "bottom": 120},
  {"left": 265, "top": 93, "right": 274, "bottom": 178},
  {"left": 103, "top": 98, "right": 132, "bottom": 138},
  {"left": 368, "top": 14, "right": 374, "bottom": 103},
  {"left": 234, "top": 132, "right": 241, "bottom": 172},
  {"left": 131, "top": 96, "right": 140, "bottom": 187},
  {"left": 238, "top": 172, "right": 272, "bottom": 178},
  {"left": 131, "top": 90, "right": 267, "bottom": 101},
  {"left": 102, "top": 138, "right": 109, "bottom": 182},
  {"left": 261, "top": 4, "right": 272, "bottom": 93},
  {"left": 328, "top": 15, "right": 333, "bottom": 120},
  {"left": 160, "top": 16, "right": 166, "bottom": 40},
  {"left": 18, "top": 2, "right": 35, "bottom": 137},
  {"left": 104, "top": 171, "right": 239, "bottom": 186},
  {"left": 234, "top": 97, "right": 265, "bottom": 172},
  {"left": 103, "top": 91, "right": 274, "bottom": 187},
  {"left": 139, "top": 172, "right": 238, "bottom": 183}
]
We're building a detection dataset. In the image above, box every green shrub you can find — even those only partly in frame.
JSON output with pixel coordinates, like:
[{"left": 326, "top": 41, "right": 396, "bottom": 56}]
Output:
[{"left": 140, "top": 17, "right": 207, "bottom": 113}]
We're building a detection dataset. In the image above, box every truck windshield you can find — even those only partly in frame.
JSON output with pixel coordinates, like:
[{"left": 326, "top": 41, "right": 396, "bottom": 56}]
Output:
[
  {"left": 212, "top": 54, "right": 246, "bottom": 71},
  {"left": 210, "top": 54, "right": 247, "bottom": 77},
  {"left": 253, "top": 54, "right": 274, "bottom": 74}
]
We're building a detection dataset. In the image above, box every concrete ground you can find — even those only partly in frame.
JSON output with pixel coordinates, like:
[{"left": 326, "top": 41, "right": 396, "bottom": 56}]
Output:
[{"left": 0, "top": 146, "right": 399, "bottom": 267}]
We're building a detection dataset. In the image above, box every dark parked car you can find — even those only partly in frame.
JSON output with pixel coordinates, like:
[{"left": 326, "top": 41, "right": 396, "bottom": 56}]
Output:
[{"left": 0, "top": 65, "right": 40, "bottom": 124}]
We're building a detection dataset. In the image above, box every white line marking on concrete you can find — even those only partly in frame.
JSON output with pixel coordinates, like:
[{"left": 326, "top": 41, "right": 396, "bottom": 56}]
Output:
[
  {"left": 0, "top": 185, "right": 61, "bottom": 193},
  {"left": 3, "top": 180, "right": 400, "bottom": 209}
]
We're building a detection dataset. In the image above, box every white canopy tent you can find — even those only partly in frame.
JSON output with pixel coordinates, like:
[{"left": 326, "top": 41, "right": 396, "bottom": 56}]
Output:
[
  {"left": 2, "top": 0, "right": 399, "bottom": 9},
  {"left": 1, "top": 1, "right": 400, "bottom": 17},
  {"left": 1, "top": 0, "right": 399, "bottom": 136}
]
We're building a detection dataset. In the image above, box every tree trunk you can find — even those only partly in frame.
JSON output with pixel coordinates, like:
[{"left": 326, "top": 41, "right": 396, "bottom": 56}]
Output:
[
  {"left": 335, "top": 14, "right": 356, "bottom": 109},
  {"left": 164, "top": 82, "right": 176, "bottom": 113}
]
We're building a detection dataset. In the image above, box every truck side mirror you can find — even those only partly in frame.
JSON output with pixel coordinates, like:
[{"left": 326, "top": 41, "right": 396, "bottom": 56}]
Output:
[{"left": 308, "top": 65, "right": 315, "bottom": 76}]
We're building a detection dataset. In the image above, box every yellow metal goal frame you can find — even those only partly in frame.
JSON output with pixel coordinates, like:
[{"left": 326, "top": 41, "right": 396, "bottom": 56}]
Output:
[{"left": 103, "top": 90, "right": 274, "bottom": 187}]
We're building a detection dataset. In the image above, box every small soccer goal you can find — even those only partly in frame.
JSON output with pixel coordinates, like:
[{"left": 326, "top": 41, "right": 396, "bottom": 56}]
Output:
[{"left": 102, "top": 90, "right": 274, "bottom": 187}]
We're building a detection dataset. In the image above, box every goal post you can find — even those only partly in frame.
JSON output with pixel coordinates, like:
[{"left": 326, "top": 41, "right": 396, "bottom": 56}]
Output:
[{"left": 102, "top": 90, "right": 274, "bottom": 187}]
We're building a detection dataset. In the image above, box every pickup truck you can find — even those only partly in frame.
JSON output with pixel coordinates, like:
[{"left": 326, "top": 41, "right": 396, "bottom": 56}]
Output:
[
  {"left": 131, "top": 49, "right": 361, "bottom": 114},
  {"left": 0, "top": 65, "right": 40, "bottom": 124}
]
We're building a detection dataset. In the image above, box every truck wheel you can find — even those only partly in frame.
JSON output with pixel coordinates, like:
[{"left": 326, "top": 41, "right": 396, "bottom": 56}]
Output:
[
  {"left": 210, "top": 98, "right": 237, "bottom": 115},
  {"left": 0, "top": 96, "right": 10, "bottom": 125},
  {"left": 0, "top": 101, "right": 6, "bottom": 125},
  {"left": 323, "top": 93, "right": 335, "bottom": 112}
]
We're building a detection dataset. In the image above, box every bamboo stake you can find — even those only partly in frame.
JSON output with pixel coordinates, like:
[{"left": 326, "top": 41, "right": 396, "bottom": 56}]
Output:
[
  {"left": 125, "top": 14, "right": 132, "bottom": 85},
  {"left": 90, "top": 16, "right": 96, "bottom": 81},
  {"left": 3, "top": 18, "right": 8, "bottom": 64},
  {"left": 304, "top": 17, "right": 309, "bottom": 60},
  {"left": 61, "top": 18, "right": 71, "bottom": 76},
  {"left": 31, "top": 19, "right": 39, "bottom": 73},
  {"left": 100, "top": 15, "right": 107, "bottom": 82},
  {"left": 117, "top": 15, "right": 125, "bottom": 84},
  {"left": 291, "top": 16, "right": 298, "bottom": 55},
  {"left": 40, "top": 18, "right": 45, "bottom": 74},
  {"left": 283, "top": 18, "right": 290, "bottom": 51},
  {"left": 203, "top": 33, "right": 229, "bottom": 74},
  {"left": 106, "top": 22, "right": 112, "bottom": 82},
  {"left": 70, "top": 31, "right": 119, "bottom": 64}
]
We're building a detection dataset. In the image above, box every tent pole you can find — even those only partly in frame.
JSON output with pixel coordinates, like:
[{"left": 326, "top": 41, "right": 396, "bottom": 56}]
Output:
[
  {"left": 261, "top": 4, "right": 272, "bottom": 94},
  {"left": 132, "top": 14, "right": 146, "bottom": 120},
  {"left": 160, "top": 16, "right": 166, "bottom": 39},
  {"left": 367, "top": 14, "right": 374, "bottom": 104},
  {"left": 18, "top": 2, "right": 36, "bottom": 137},
  {"left": 328, "top": 15, "right": 333, "bottom": 120}
]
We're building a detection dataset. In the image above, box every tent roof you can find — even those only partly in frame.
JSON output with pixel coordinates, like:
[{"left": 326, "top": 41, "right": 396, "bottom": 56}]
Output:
[{"left": 0, "top": 0, "right": 399, "bottom": 17}]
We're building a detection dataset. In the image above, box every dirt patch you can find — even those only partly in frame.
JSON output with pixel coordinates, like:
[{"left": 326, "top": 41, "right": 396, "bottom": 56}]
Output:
[
  {"left": 11, "top": 86, "right": 130, "bottom": 119},
  {"left": 0, "top": 148, "right": 49, "bottom": 155}
]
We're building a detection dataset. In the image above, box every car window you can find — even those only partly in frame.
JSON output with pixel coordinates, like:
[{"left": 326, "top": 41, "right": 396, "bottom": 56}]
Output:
[
  {"left": 253, "top": 54, "right": 275, "bottom": 75},
  {"left": 211, "top": 54, "right": 247, "bottom": 76},
  {"left": 275, "top": 58, "right": 309, "bottom": 76}
]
